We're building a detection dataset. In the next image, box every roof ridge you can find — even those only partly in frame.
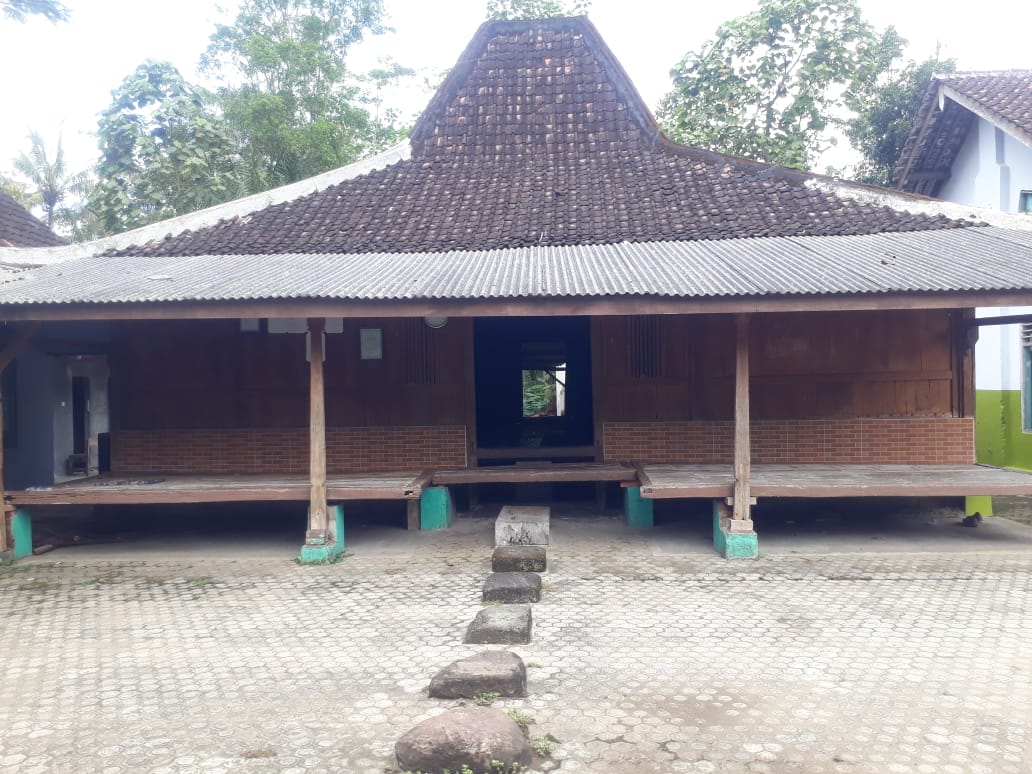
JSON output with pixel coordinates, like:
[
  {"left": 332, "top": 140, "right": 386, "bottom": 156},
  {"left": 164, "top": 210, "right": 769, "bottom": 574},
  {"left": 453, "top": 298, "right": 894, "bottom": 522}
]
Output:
[
  {"left": 409, "top": 15, "right": 663, "bottom": 154},
  {"left": 936, "top": 69, "right": 1032, "bottom": 80}
]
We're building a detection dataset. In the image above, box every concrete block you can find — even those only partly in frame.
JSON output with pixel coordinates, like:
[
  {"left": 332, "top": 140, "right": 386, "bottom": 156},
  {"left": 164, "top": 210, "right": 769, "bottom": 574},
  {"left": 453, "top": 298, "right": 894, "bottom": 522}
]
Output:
[
  {"left": 712, "top": 500, "right": 757, "bottom": 560},
  {"left": 624, "top": 485, "right": 654, "bottom": 527},
  {"left": 482, "top": 572, "right": 542, "bottom": 603},
  {"left": 492, "top": 545, "right": 547, "bottom": 573},
  {"left": 464, "top": 605, "right": 533, "bottom": 644},
  {"left": 495, "top": 505, "right": 549, "bottom": 546},
  {"left": 12, "top": 509, "right": 32, "bottom": 560},
  {"left": 421, "top": 486, "right": 454, "bottom": 530}
]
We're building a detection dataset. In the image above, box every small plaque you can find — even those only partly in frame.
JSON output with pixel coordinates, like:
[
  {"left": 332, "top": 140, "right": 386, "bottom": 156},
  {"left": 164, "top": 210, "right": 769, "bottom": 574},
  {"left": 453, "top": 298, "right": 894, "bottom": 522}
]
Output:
[{"left": 360, "top": 328, "right": 383, "bottom": 360}]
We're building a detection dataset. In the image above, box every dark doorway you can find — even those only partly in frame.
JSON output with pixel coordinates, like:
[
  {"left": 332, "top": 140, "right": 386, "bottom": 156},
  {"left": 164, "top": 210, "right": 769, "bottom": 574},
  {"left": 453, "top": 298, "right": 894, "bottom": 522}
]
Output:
[
  {"left": 474, "top": 317, "right": 594, "bottom": 462},
  {"left": 71, "top": 376, "right": 90, "bottom": 456}
]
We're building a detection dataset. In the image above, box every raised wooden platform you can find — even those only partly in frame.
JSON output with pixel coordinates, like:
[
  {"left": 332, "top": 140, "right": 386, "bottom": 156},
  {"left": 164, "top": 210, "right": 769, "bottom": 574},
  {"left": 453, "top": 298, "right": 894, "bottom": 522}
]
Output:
[
  {"left": 432, "top": 462, "right": 636, "bottom": 486},
  {"left": 7, "top": 471, "right": 430, "bottom": 506},
  {"left": 638, "top": 463, "right": 1032, "bottom": 499}
]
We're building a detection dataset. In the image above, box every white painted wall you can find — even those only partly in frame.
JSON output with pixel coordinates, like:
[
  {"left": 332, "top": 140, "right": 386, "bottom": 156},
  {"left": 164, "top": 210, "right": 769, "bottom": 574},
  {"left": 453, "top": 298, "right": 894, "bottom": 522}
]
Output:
[
  {"left": 939, "top": 118, "right": 1032, "bottom": 210},
  {"left": 940, "top": 116, "right": 1032, "bottom": 392}
]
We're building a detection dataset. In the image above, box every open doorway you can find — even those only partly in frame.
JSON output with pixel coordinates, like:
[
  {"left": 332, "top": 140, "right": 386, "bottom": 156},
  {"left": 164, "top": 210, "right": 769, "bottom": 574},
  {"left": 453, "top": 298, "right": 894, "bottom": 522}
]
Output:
[{"left": 473, "top": 317, "right": 594, "bottom": 463}]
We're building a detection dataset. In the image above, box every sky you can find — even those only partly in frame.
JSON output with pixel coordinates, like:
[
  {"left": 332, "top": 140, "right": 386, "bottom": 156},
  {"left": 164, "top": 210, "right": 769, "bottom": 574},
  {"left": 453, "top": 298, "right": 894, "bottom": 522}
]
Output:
[{"left": 1, "top": 0, "right": 1030, "bottom": 181}]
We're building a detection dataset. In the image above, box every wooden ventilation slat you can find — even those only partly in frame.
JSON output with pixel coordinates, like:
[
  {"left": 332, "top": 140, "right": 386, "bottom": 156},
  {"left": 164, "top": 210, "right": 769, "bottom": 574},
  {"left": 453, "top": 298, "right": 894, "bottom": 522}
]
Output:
[
  {"left": 1022, "top": 322, "right": 1032, "bottom": 347},
  {"left": 406, "top": 319, "right": 436, "bottom": 384},
  {"left": 630, "top": 315, "right": 662, "bottom": 378}
]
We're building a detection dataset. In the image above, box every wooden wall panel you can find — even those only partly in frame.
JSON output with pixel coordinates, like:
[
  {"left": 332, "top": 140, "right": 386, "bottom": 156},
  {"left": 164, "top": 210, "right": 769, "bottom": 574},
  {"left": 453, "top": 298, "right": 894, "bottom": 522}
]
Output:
[
  {"left": 595, "top": 309, "right": 963, "bottom": 423},
  {"left": 111, "top": 318, "right": 474, "bottom": 431}
]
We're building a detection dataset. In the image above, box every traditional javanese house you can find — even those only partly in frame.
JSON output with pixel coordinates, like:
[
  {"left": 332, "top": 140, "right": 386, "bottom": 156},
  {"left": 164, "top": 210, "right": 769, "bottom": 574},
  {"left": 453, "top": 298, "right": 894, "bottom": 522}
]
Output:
[{"left": 4, "top": 17, "right": 1032, "bottom": 560}]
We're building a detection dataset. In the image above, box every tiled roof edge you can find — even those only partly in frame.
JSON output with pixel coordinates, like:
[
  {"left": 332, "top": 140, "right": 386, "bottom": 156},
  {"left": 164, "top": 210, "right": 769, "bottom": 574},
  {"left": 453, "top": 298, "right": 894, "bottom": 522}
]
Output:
[
  {"left": 0, "top": 140, "right": 411, "bottom": 269},
  {"left": 409, "top": 16, "right": 665, "bottom": 152},
  {"left": 808, "top": 176, "right": 1032, "bottom": 229}
]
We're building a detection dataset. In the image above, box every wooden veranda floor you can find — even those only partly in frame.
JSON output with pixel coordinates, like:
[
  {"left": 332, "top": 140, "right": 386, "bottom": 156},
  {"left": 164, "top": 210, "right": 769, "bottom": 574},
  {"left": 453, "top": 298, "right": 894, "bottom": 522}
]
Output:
[
  {"left": 7, "top": 471, "right": 430, "bottom": 506},
  {"left": 8, "top": 463, "right": 1032, "bottom": 507},
  {"left": 637, "top": 463, "right": 1032, "bottom": 499}
]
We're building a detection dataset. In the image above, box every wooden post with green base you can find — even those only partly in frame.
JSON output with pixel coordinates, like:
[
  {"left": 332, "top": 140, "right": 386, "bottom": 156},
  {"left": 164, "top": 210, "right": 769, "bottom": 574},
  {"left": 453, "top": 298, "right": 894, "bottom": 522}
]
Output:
[{"left": 300, "top": 504, "right": 345, "bottom": 563}]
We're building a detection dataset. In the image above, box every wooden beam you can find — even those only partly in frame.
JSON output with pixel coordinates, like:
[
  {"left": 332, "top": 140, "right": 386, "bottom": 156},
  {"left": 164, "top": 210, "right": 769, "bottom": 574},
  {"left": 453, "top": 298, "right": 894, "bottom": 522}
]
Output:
[
  {"left": 307, "top": 318, "right": 328, "bottom": 540},
  {"left": 966, "top": 312, "right": 1032, "bottom": 328},
  {"left": 732, "top": 314, "right": 751, "bottom": 521},
  {"left": 0, "top": 292, "right": 1019, "bottom": 322}
]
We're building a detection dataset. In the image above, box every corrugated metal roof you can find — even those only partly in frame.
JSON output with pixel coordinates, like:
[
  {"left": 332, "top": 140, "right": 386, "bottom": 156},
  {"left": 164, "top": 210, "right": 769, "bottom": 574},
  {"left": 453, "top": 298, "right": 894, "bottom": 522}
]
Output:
[{"left": 3, "top": 226, "right": 1032, "bottom": 307}]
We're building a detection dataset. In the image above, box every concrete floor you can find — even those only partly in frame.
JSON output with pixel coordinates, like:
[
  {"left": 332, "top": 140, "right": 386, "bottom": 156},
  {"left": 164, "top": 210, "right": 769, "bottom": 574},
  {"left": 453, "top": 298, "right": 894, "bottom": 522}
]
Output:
[{"left": 2, "top": 502, "right": 1031, "bottom": 773}]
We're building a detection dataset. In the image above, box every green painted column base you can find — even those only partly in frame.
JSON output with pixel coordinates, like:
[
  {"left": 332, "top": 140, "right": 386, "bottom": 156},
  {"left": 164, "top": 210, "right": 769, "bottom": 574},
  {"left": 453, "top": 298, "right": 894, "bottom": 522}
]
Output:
[
  {"left": 12, "top": 508, "right": 32, "bottom": 560},
  {"left": 624, "top": 485, "right": 654, "bottom": 527},
  {"left": 965, "top": 495, "right": 993, "bottom": 517},
  {"left": 712, "top": 500, "right": 758, "bottom": 559},
  {"left": 421, "top": 486, "right": 454, "bottom": 530},
  {"left": 299, "top": 505, "right": 345, "bottom": 564}
]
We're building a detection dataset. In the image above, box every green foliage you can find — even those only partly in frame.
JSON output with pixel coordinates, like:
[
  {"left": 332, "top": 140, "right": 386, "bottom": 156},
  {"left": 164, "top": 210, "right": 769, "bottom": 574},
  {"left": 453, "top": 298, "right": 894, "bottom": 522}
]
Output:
[
  {"left": 89, "top": 61, "right": 242, "bottom": 235},
  {"left": 844, "top": 53, "right": 957, "bottom": 185},
  {"left": 202, "top": 0, "right": 392, "bottom": 191},
  {"left": 522, "top": 370, "right": 557, "bottom": 417},
  {"left": 486, "top": 0, "right": 590, "bottom": 19},
  {"left": 658, "top": 0, "right": 903, "bottom": 170},
  {"left": 530, "top": 734, "right": 559, "bottom": 756},
  {"left": 504, "top": 708, "right": 535, "bottom": 735},
  {"left": 473, "top": 691, "right": 501, "bottom": 705},
  {"left": 1, "top": 0, "right": 69, "bottom": 23}
]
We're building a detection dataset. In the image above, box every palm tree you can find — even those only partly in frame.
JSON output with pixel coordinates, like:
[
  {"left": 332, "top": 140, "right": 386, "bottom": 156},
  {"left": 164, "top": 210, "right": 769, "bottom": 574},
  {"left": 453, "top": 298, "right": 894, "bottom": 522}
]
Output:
[{"left": 11, "top": 130, "right": 91, "bottom": 230}]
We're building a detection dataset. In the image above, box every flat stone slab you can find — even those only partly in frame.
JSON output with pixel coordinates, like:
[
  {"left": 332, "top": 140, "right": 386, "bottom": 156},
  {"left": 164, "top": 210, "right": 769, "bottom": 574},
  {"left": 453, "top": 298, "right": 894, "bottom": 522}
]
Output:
[
  {"left": 495, "top": 505, "right": 550, "bottom": 546},
  {"left": 482, "top": 572, "right": 542, "bottom": 604},
  {"left": 492, "top": 545, "right": 547, "bottom": 572},
  {"left": 428, "top": 651, "right": 528, "bottom": 699},
  {"left": 464, "top": 605, "right": 533, "bottom": 644},
  {"left": 395, "top": 706, "right": 532, "bottom": 774}
]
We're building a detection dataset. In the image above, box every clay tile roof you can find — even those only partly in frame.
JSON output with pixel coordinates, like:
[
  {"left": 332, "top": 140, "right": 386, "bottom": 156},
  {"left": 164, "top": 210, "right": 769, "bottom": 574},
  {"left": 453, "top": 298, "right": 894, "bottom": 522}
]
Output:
[
  {"left": 109, "top": 17, "right": 971, "bottom": 259},
  {"left": 0, "top": 191, "right": 65, "bottom": 248},
  {"left": 893, "top": 70, "right": 1032, "bottom": 196}
]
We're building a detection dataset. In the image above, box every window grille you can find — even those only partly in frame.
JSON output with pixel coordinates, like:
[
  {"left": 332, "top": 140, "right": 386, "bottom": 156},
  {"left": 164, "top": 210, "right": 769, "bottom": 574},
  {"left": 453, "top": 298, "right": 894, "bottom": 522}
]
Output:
[
  {"left": 629, "top": 315, "right": 662, "bottom": 378},
  {"left": 406, "top": 319, "right": 436, "bottom": 384}
]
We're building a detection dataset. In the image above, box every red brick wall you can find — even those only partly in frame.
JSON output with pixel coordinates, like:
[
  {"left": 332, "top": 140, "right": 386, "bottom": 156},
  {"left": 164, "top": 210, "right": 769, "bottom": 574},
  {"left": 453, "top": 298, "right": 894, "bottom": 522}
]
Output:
[
  {"left": 603, "top": 418, "right": 974, "bottom": 465},
  {"left": 111, "top": 426, "right": 468, "bottom": 474}
]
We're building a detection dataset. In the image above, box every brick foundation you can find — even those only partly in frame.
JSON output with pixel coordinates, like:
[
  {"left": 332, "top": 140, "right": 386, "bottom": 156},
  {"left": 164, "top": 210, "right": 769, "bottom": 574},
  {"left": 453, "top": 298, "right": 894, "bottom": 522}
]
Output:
[
  {"left": 111, "top": 426, "right": 468, "bottom": 474},
  {"left": 603, "top": 418, "right": 975, "bottom": 465}
]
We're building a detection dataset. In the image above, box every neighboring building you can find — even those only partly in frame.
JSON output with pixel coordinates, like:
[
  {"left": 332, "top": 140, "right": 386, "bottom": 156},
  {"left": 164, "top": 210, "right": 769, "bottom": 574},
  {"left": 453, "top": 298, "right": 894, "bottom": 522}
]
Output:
[
  {"left": 894, "top": 70, "right": 1032, "bottom": 472},
  {"left": 5, "top": 19, "right": 1032, "bottom": 560}
]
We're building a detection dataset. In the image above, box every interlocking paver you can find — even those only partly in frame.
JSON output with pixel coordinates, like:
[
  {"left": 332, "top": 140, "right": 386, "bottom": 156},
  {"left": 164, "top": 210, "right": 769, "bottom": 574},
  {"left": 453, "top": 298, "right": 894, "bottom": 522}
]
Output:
[{"left": 1, "top": 514, "right": 1030, "bottom": 773}]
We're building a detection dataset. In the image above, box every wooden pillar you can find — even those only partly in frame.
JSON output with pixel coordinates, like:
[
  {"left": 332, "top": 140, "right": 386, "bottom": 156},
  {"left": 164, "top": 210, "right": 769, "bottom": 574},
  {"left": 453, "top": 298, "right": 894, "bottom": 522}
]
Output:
[
  {"left": 307, "top": 318, "right": 328, "bottom": 541},
  {"left": 732, "top": 313, "right": 751, "bottom": 521},
  {"left": 0, "top": 322, "right": 40, "bottom": 554}
]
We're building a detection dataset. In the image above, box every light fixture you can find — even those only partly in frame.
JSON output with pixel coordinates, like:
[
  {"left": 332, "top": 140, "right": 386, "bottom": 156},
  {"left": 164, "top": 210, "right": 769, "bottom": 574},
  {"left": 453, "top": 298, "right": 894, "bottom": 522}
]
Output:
[{"left": 424, "top": 316, "right": 449, "bottom": 329}]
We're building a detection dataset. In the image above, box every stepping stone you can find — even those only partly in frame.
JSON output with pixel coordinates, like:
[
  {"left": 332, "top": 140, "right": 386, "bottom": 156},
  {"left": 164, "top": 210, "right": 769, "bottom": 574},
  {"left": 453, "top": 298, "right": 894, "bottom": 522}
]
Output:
[
  {"left": 428, "top": 651, "right": 527, "bottom": 699},
  {"left": 395, "top": 706, "right": 532, "bottom": 774},
  {"left": 495, "top": 505, "right": 550, "bottom": 546},
  {"left": 482, "top": 572, "right": 541, "bottom": 604},
  {"left": 464, "top": 605, "right": 532, "bottom": 644},
  {"left": 492, "top": 545, "right": 547, "bottom": 573}
]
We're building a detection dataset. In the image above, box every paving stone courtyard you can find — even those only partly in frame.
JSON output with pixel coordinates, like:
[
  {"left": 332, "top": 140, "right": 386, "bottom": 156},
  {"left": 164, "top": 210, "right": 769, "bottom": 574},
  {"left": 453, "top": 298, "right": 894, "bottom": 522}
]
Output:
[{"left": 1, "top": 506, "right": 1030, "bottom": 773}]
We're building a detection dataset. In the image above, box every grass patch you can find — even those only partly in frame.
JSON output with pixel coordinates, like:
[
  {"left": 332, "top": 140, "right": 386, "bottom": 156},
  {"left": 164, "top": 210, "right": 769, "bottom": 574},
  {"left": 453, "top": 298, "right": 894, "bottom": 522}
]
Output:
[{"left": 473, "top": 691, "right": 501, "bottom": 706}]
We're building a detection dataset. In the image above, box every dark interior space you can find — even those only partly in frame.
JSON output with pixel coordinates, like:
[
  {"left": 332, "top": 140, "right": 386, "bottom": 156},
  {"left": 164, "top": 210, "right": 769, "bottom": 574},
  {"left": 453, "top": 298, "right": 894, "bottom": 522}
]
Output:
[{"left": 474, "top": 316, "right": 593, "bottom": 459}]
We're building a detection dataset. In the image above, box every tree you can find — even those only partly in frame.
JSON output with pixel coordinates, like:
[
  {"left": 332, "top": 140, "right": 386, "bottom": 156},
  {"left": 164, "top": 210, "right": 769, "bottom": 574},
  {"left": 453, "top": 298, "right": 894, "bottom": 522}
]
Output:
[
  {"left": 3, "top": 131, "right": 95, "bottom": 239},
  {"left": 10, "top": 131, "right": 86, "bottom": 228},
  {"left": 1, "top": 0, "right": 69, "bottom": 23},
  {"left": 658, "top": 0, "right": 903, "bottom": 170},
  {"left": 201, "top": 0, "right": 390, "bottom": 192},
  {"left": 89, "top": 61, "right": 242, "bottom": 235},
  {"left": 486, "top": 0, "right": 590, "bottom": 19},
  {"left": 844, "top": 54, "right": 957, "bottom": 185}
]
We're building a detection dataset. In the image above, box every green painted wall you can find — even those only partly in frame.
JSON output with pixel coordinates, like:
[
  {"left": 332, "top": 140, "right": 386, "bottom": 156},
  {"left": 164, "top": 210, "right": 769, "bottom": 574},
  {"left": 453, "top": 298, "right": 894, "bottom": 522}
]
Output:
[{"left": 975, "top": 389, "right": 1032, "bottom": 471}]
